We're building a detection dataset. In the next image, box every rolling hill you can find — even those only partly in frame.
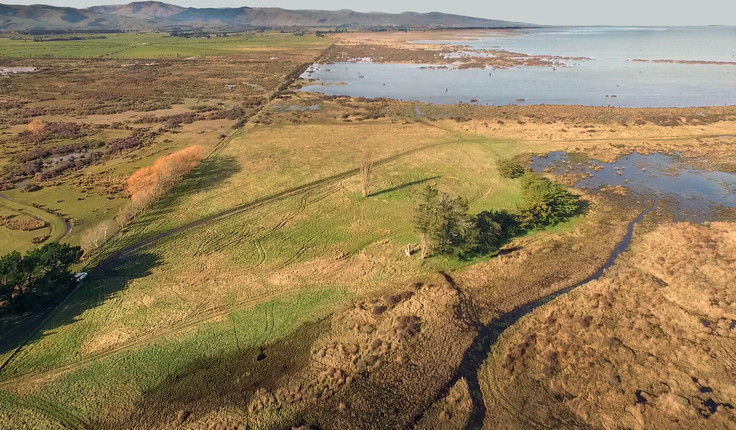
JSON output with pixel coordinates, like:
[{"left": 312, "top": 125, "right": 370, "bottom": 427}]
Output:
[
  {"left": 0, "top": 1, "right": 530, "bottom": 32},
  {"left": 0, "top": 3, "right": 155, "bottom": 31}
]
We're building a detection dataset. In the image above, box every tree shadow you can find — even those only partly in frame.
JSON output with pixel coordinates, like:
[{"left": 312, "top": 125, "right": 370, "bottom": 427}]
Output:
[
  {"left": 137, "top": 155, "right": 241, "bottom": 221},
  {"left": 0, "top": 251, "right": 161, "bottom": 369},
  {"left": 368, "top": 176, "right": 440, "bottom": 198}
]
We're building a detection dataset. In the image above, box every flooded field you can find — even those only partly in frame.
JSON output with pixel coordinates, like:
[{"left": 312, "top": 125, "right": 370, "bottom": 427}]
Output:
[{"left": 532, "top": 152, "right": 736, "bottom": 221}]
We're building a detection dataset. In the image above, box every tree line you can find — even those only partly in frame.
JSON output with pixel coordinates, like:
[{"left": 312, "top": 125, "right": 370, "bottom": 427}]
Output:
[
  {"left": 414, "top": 159, "right": 582, "bottom": 258},
  {"left": 0, "top": 243, "right": 82, "bottom": 313}
]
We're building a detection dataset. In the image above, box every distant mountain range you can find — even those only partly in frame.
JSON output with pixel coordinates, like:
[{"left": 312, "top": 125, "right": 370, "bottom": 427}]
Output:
[{"left": 0, "top": 1, "right": 530, "bottom": 32}]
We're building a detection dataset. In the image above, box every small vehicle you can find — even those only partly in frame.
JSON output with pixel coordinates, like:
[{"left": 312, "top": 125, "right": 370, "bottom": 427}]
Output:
[{"left": 74, "top": 272, "right": 88, "bottom": 282}]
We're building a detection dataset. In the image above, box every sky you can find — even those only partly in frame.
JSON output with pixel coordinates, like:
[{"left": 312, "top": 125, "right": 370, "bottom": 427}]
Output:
[{"left": 8, "top": 0, "right": 736, "bottom": 25}]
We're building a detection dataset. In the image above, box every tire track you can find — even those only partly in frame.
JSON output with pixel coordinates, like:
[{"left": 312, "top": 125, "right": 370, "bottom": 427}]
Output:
[
  {"left": 0, "top": 287, "right": 325, "bottom": 388},
  {"left": 0, "top": 389, "right": 89, "bottom": 430}
]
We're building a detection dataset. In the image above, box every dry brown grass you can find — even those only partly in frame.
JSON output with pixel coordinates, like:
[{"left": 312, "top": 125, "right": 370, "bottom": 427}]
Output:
[
  {"left": 415, "top": 378, "right": 472, "bottom": 430},
  {"left": 2, "top": 215, "right": 47, "bottom": 231},
  {"left": 482, "top": 222, "right": 736, "bottom": 429}
]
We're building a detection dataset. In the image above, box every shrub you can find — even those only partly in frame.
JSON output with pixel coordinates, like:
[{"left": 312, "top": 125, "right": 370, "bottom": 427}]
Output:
[
  {"left": 496, "top": 158, "right": 527, "bottom": 179},
  {"left": 518, "top": 173, "right": 581, "bottom": 229},
  {"left": 28, "top": 118, "right": 46, "bottom": 135},
  {"left": 107, "top": 135, "right": 143, "bottom": 153},
  {"left": 475, "top": 209, "right": 519, "bottom": 252}
]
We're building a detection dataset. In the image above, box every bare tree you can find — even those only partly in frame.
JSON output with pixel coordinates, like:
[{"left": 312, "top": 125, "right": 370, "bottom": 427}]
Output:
[
  {"left": 81, "top": 220, "right": 116, "bottom": 256},
  {"left": 360, "top": 150, "right": 373, "bottom": 198}
]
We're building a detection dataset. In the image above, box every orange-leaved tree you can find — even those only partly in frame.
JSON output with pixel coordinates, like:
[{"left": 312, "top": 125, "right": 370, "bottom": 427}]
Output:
[
  {"left": 28, "top": 118, "right": 46, "bottom": 135},
  {"left": 127, "top": 145, "right": 205, "bottom": 209}
]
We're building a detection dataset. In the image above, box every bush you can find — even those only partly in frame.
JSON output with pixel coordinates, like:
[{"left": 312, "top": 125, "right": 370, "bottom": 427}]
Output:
[
  {"left": 28, "top": 118, "right": 46, "bottom": 135},
  {"left": 107, "top": 135, "right": 143, "bottom": 153},
  {"left": 518, "top": 173, "right": 581, "bottom": 229},
  {"left": 475, "top": 210, "right": 519, "bottom": 252},
  {"left": 497, "top": 158, "right": 527, "bottom": 179}
]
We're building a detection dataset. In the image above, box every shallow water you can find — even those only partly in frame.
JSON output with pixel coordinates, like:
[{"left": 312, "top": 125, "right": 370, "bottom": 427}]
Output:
[
  {"left": 531, "top": 152, "right": 736, "bottom": 221},
  {"left": 301, "top": 27, "right": 736, "bottom": 107}
]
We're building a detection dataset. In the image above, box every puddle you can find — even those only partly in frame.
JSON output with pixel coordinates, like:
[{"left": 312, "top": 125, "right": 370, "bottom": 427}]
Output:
[
  {"left": 532, "top": 152, "right": 736, "bottom": 221},
  {"left": 1, "top": 67, "right": 36, "bottom": 76}
]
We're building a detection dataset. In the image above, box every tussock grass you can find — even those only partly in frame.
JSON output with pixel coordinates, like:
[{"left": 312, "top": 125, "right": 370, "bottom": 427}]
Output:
[{"left": 482, "top": 222, "right": 736, "bottom": 429}]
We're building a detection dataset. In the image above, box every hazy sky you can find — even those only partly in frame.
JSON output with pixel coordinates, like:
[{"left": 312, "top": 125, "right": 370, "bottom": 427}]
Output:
[{"left": 9, "top": 0, "right": 736, "bottom": 25}]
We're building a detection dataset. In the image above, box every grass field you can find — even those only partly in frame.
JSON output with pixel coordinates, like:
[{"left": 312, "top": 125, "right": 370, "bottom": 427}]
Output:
[{"left": 0, "top": 32, "right": 331, "bottom": 59}]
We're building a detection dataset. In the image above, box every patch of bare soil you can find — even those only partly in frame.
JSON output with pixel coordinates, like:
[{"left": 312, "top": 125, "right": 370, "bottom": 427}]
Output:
[{"left": 483, "top": 222, "right": 736, "bottom": 429}]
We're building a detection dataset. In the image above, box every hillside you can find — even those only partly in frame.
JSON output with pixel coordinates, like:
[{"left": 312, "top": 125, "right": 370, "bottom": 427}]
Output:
[
  {"left": 0, "top": 3, "right": 154, "bottom": 31},
  {"left": 0, "top": 1, "right": 529, "bottom": 32}
]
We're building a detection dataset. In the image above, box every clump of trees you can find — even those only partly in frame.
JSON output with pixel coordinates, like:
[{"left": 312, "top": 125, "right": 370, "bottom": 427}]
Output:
[
  {"left": 0, "top": 243, "right": 82, "bottom": 312},
  {"left": 127, "top": 145, "right": 205, "bottom": 209},
  {"left": 414, "top": 173, "right": 581, "bottom": 258}
]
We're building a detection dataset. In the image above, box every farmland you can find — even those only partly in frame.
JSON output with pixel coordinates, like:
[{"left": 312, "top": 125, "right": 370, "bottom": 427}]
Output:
[{"left": 1, "top": 29, "right": 735, "bottom": 430}]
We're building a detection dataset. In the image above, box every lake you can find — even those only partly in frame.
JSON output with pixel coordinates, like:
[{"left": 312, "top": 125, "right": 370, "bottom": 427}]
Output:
[{"left": 300, "top": 26, "right": 736, "bottom": 107}]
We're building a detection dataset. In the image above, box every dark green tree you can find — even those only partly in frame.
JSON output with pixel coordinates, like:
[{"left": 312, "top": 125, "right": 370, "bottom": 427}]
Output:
[
  {"left": 496, "top": 158, "right": 527, "bottom": 179},
  {"left": 518, "top": 173, "right": 581, "bottom": 229},
  {"left": 475, "top": 209, "right": 519, "bottom": 252},
  {"left": 414, "top": 186, "right": 477, "bottom": 257}
]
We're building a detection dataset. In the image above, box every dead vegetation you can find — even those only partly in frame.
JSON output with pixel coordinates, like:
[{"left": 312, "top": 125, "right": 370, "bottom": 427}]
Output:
[
  {"left": 484, "top": 222, "right": 736, "bottom": 429},
  {"left": 1, "top": 214, "right": 46, "bottom": 231}
]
